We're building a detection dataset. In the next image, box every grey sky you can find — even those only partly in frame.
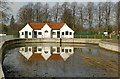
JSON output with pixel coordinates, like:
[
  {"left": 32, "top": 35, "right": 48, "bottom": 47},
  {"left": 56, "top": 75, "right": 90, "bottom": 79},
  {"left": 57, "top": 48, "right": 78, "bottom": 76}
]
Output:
[
  {"left": 8, "top": 0, "right": 119, "bottom": 20},
  {"left": 8, "top": 0, "right": 119, "bottom": 2}
]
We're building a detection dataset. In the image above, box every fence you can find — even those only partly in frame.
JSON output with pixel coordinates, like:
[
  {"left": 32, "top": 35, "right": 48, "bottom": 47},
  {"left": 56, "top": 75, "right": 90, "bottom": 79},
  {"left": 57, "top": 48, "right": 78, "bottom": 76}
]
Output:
[{"left": 74, "top": 34, "right": 120, "bottom": 39}]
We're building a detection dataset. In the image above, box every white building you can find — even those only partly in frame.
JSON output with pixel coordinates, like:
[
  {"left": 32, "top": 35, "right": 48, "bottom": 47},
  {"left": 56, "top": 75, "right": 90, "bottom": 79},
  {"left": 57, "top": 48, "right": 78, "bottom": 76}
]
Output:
[{"left": 19, "top": 23, "right": 74, "bottom": 38}]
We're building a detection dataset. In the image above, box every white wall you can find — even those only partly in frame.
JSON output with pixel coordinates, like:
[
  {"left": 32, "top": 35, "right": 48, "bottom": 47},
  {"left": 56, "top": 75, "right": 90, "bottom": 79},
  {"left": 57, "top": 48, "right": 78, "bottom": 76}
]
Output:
[
  {"left": 60, "top": 24, "right": 74, "bottom": 38},
  {"left": 19, "top": 24, "right": 33, "bottom": 38},
  {"left": 41, "top": 24, "right": 52, "bottom": 38},
  {"left": 34, "top": 30, "right": 43, "bottom": 38}
]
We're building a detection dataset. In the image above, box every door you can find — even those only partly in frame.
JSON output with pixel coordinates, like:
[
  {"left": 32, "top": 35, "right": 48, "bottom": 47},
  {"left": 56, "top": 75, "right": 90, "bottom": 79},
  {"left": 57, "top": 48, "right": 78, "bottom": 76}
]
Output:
[
  {"left": 57, "top": 31, "right": 60, "bottom": 38},
  {"left": 34, "top": 31, "right": 37, "bottom": 38},
  {"left": 44, "top": 30, "right": 49, "bottom": 38},
  {"left": 25, "top": 31, "right": 28, "bottom": 38}
]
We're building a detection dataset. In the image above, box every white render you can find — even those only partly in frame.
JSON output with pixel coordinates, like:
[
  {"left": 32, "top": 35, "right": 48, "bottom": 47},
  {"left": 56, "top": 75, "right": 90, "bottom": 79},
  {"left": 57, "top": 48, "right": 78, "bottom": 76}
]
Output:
[
  {"left": 19, "top": 24, "right": 33, "bottom": 38},
  {"left": 41, "top": 24, "right": 52, "bottom": 38},
  {"left": 19, "top": 23, "right": 74, "bottom": 38},
  {"left": 60, "top": 24, "right": 74, "bottom": 38}
]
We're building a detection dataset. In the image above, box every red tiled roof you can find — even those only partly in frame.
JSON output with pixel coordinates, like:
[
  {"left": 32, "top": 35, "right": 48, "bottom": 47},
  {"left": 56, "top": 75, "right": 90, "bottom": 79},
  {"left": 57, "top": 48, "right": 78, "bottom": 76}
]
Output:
[
  {"left": 29, "top": 54, "right": 45, "bottom": 61},
  {"left": 29, "top": 23, "right": 65, "bottom": 30},
  {"left": 47, "top": 23, "right": 65, "bottom": 30},
  {"left": 48, "top": 54, "right": 64, "bottom": 61},
  {"left": 29, "top": 23, "right": 46, "bottom": 30}
]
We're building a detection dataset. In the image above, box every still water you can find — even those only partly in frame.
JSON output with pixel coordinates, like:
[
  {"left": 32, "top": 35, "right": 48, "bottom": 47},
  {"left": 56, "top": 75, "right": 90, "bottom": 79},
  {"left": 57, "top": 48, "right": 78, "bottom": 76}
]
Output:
[{"left": 2, "top": 43, "right": 118, "bottom": 77}]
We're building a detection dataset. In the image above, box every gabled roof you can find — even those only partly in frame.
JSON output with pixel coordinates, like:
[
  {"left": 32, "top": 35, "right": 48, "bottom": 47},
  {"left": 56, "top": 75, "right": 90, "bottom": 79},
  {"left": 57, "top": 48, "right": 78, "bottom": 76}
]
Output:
[
  {"left": 29, "top": 22, "right": 65, "bottom": 30},
  {"left": 47, "top": 23, "right": 65, "bottom": 30},
  {"left": 29, "top": 23, "right": 46, "bottom": 30}
]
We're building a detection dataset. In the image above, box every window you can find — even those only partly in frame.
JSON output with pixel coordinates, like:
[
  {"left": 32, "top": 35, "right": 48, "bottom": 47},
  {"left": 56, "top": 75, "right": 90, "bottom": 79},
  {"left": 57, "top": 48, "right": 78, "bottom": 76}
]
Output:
[
  {"left": 34, "top": 47, "right": 37, "bottom": 52},
  {"left": 57, "top": 47, "right": 60, "bottom": 52},
  {"left": 62, "top": 32, "right": 64, "bottom": 35},
  {"left": 52, "top": 32, "right": 56, "bottom": 35},
  {"left": 70, "top": 32, "right": 72, "bottom": 35},
  {"left": 52, "top": 48, "right": 56, "bottom": 52},
  {"left": 65, "top": 49, "right": 68, "bottom": 53},
  {"left": 69, "top": 49, "right": 71, "bottom": 52},
  {"left": 45, "top": 30, "right": 48, "bottom": 33},
  {"left": 38, "top": 32, "right": 42, "bottom": 35},
  {"left": 25, "top": 47, "right": 28, "bottom": 52},
  {"left": 62, "top": 49, "right": 64, "bottom": 52},
  {"left": 29, "top": 32, "right": 31, "bottom": 35},
  {"left": 22, "top": 32, "right": 24, "bottom": 35},
  {"left": 66, "top": 31, "right": 68, "bottom": 35},
  {"left": 21, "top": 48, "right": 24, "bottom": 51},
  {"left": 45, "top": 51, "right": 48, "bottom": 54},
  {"left": 38, "top": 48, "right": 42, "bottom": 51},
  {"left": 29, "top": 48, "right": 31, "bottom": 51}
]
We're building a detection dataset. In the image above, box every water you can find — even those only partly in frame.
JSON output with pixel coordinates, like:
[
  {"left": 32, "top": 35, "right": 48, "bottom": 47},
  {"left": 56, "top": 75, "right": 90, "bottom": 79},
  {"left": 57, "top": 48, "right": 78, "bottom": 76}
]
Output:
[{"left": 2, "top": 43, "right": 119, "bottom": 77}]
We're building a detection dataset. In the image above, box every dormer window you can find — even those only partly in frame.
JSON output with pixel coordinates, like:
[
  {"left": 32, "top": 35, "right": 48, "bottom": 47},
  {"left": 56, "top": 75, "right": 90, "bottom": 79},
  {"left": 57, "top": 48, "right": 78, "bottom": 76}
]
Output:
[{"left": 45, "top": 30, "right": 48, "bottom": 33}]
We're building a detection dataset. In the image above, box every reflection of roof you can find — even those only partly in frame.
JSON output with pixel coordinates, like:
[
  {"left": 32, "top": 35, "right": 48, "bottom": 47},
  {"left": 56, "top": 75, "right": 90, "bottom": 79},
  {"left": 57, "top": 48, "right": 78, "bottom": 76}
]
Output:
[
  {"left": 29, "top": 23, "right": 65, "bottom": 30},
  {"left": 29, "top": 54, "right": 45, "bottom": 61},
  {"left": 48, "top": 54, "right": 64, "bottom": 60}
]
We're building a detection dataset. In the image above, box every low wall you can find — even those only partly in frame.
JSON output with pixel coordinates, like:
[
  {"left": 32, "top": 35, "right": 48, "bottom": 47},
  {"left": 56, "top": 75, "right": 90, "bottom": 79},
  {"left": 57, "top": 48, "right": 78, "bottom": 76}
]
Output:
[
  {"left": 21, "top": 38, "right": 100, "bottom": 44},
  {"left": 99, "top": 41, "right": 120, "bottom": 53}
]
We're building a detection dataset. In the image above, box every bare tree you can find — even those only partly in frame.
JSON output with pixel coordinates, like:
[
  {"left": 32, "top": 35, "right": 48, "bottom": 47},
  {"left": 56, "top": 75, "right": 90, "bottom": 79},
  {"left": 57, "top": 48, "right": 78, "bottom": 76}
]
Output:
[
  {"left": 95, "top": 2, "right": 105, "bottom": 32},
  {"left": 50, "top": 2, "right": 61, "bottom": 22},
  {"left": 115, "top": 1, "right": 120, "bottom": 31},
  {"left": 71, "top": 2, "right": 77, "bottom": 30},
  {"left": 0, "top": 0, "right": 10, "bottom": 23},
  {"left": 61, "top": 2, "right": 73, "bottom": 28},
  {"left": 18, "top": 3, "right": 34, "bottom": 24},
  {"left": 43, "top": 3, "right": 50, "bottom": 22},
  {"left": 34, "top": 2, "right": 44, "bottom": 22},
  {"left": 86, "top": 2, "right": 94, "bottom": 33},
  {"left": 76, "top": 3, "right": 85, "bottom": 32},
  {"left": 104, "top": 2, "right": 113, "bottom": 33}
]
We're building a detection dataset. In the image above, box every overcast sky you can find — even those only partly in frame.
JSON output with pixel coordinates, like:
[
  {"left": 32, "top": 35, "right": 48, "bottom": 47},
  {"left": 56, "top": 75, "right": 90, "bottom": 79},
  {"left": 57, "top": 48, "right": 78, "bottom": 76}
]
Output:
[{"left": 7, "top": 0, "right": 119, "bottom": 2}]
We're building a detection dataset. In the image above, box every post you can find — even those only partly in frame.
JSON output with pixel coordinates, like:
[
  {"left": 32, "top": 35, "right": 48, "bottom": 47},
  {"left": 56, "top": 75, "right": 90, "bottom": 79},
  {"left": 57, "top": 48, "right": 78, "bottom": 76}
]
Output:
[{"left": 60, "top": 38, "right": 62, "bottom": 46}]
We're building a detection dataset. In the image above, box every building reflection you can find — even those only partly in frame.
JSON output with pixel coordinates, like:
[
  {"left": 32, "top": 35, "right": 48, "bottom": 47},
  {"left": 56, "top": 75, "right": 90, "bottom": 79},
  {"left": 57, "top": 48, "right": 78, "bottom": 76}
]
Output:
[{"left": 19, "top": 46, "right": 74, "bottom": 61}]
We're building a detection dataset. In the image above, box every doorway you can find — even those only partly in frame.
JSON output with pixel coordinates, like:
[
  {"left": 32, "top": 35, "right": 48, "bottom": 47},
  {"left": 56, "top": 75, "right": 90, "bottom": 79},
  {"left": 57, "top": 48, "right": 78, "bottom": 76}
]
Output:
[
  {"left": 25, "top": 31, "right": 28, "bottom": 38},
  {"left": 34, "top": 31, "right": 37, "bottom": 38},
  {"left": 57, "top": 31, "right": 60, "bottom": 38}
]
